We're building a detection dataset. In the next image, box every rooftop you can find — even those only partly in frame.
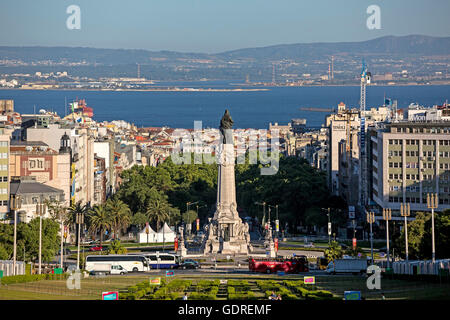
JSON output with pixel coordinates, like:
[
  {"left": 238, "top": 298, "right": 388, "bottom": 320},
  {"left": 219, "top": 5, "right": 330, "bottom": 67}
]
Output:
[{"left": 10, "top": 177, "right": 64, "bottom": 195}]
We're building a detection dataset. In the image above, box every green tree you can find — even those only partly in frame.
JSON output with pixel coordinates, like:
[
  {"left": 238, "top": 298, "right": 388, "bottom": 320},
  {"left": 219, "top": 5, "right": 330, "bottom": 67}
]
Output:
[
  {"left": 21, "top": 218, "right": 60, "bottom": 263},
  {"left": 89, "top": 204, "right": 112, "bottom": 248},
  {"left": 146, "top": 194, "right": 174, "bottom": 231},
  {"left": 68, "top": 201, "right": 89, "bottom": 245},
  {"left": 45, "top": 199, "right": 67, "bottom": 222},
  {"left": 395, "top": 209, "right": 450, "bottom": 260},
  {"left": 324, "top": 241, "right": 343, "bottom": 265},
  {"left": 167, "top": 208, "right": 181, "bottom": 227},
  {"left": 0, "top": 223, "right": 13, "bottom": 258},
  {"left": 108, "top": 240, "right": 127, "bottom": 254},
  {"left": 131, "top": 212, "right": 148, "bottom": 229},
  {"left": 106, "top": 198, "right": 131, "bottom": 240},
  {"left": 182, "top": 210, "right": 198, "bottom": 235},
  {"left": 182, "top": 210, "right": 198, "bottom": 224},
  {"left": 0, "top": 243, "right": 9, "bottom": 260}
]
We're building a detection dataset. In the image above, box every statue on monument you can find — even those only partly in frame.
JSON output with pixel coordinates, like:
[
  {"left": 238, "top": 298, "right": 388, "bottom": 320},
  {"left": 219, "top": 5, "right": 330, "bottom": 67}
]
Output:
[{"left": 220, "top": 109, "right": 234, "bottom": 145}]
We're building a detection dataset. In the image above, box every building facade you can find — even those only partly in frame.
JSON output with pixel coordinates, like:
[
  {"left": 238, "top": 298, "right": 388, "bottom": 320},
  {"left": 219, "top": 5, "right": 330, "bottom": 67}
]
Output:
[{"left": 370, "top": 122, "right": 450, "bottom": 212}]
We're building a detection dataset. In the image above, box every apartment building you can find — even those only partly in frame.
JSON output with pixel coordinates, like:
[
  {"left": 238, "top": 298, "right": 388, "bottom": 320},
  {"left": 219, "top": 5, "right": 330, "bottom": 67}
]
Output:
[
  {"left": 370, "top": 121, "right": 450, "bottom": 212},
  {"left": 0, "top": 128, "right": 10, "bottom": 216}
]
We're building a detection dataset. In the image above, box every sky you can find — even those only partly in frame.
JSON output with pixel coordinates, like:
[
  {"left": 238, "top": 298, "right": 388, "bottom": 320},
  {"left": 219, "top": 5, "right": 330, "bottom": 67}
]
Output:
[{"left": 0, "top": 0, "right": 449, "bottom": 53}]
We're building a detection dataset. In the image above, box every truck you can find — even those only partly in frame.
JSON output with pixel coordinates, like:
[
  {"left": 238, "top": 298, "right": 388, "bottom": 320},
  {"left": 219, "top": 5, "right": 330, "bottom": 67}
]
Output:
[
  {"left": 89, "top": 263, "right": 128, "bottom": 275},
  {"left": 326, "top": 259, "right": 368, "bottom": 275},
  {"left": 249, "top": 255, "right": 309, "bottom": 274}
]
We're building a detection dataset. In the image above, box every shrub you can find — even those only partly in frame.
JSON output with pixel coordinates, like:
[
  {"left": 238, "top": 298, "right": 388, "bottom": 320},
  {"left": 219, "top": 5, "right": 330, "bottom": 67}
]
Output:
[
  {"left": 128, "top": 286, "right": 138, "bottom": 293},
  {"left": 166, "top": 279, "right": 191, "bottom": 292},
  {"left": 189, "top": 292, "right": 217, "bottom": 300},
  {"left": 256, "top": 280, "right": 280, "bottom": 292},
  {"left": 169, "top": 292, "right": 180, "bottom": 300},
  {"left": 135, "top": 289, "right": 146, "bottom": 299},
  {"left": 229, "top": 291, "right": 257, "bottom": 300}
]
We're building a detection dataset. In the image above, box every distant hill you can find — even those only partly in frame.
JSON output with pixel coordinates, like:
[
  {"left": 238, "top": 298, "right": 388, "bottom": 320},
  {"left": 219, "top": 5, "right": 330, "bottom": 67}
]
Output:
[
  {"left": 0, "top": 35, "right": 448, "bottom": 64},
  {"left": 217, "top": 35, "right": 450, "bottom": 60}
]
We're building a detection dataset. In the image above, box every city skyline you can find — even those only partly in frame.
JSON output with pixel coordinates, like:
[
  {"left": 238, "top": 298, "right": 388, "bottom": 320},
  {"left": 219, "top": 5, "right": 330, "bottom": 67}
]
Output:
[{"left": 0, "top": 0, "right": 449, "bottom": 53}]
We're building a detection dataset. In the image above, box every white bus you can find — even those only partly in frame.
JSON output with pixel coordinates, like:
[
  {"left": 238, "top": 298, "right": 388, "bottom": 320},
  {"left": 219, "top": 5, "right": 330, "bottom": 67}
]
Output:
[
  {"left": 142, "top": 253, "right": 180, "bottom": 269},
  {"left": 85, "top": 255, "right": 150, "bottom": 273}
]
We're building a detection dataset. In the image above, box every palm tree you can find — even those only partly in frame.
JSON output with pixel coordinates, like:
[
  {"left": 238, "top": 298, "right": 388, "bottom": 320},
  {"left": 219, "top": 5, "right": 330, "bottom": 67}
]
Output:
[
  {"left": 89, "top": 205, "right": 112, "bottom": 248},
  {"left": 68, "top": 201, "right": 89, "bottom": 246},
  {"left": 147, "top": 198, "right": 172, "bottom": 231},
  {"left": 106, "top": 198, "right": 131, "bottom": 240}
]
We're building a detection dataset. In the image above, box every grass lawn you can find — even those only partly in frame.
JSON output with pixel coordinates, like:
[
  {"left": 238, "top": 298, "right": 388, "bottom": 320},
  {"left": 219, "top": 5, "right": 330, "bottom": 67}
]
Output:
[
  {"left": 314, "top": 275, "right": 450, "bottom": 300},
  {"left": 1, "top": 272, "right": 449, "bottom": 300},
  {"left": 0, "top": 275, "right": 150, "bottom": 300}
]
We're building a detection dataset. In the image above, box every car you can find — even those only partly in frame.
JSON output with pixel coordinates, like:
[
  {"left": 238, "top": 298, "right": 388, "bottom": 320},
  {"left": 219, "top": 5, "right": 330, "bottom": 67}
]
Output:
[
  {"left": 89, "top": 245, "right": 103, "bottom": 252},
  {"left": 179, "top": 259, "right": 199, "bottom": 269}
]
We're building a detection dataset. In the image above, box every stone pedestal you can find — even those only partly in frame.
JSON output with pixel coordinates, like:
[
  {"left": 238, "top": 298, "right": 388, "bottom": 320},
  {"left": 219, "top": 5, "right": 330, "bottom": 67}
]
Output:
[{"left": 202, "top": 143, "right": 252, "bottom": 255}]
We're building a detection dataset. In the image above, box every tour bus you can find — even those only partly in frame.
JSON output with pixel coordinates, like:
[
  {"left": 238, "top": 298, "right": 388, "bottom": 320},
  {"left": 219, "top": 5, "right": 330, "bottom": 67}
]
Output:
[
  {"left": 85, "top": 255, "right": 150, "bottom": 273},
  {"left": 143, "top": 253, "right": 181, "bottom": 269}
]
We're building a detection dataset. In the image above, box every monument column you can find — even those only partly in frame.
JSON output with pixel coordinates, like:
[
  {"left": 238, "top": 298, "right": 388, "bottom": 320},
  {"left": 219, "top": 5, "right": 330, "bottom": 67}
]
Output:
[{"left": 201, "top": 110, "right": 252, "bottom": 255}]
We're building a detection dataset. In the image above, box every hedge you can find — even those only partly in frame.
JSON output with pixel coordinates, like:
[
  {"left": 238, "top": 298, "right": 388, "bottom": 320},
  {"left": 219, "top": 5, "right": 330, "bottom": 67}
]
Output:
[
  {"left": 229, "top": 292, "right": 257, "bottom": 300},
  {"left": 188, "top": 292, "right": 217, "bottom": 300},
  {"left": 0, "top": 273, "right": 69, "bottom": 285}
]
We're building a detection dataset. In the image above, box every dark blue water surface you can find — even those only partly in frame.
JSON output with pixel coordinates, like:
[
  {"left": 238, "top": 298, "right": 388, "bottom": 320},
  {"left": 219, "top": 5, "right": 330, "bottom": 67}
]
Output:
[{"left": 0, "top": 84, "right": 448, "bottom": 129}]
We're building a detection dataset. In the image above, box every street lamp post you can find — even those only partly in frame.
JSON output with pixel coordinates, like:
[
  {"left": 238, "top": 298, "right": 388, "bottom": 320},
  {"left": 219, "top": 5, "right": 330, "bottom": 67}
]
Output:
[
  {"left": 400, "top": 203, "right": 410, "bottom": 262},
  {"left": 255, "top": 201, "right": 266, "bottom": 237},
  {"left": 366, "top": 211, "right": 375, "bottom": 264},
  {"left": 11, "top": 195, "right": 21, "bottom": 276},
  {"left": 267, "top": 204, "right": 279, "bottom": 238},
  {"left": 36, "top": 202, "right": 46, "bottom": 275},
  {"left": 59, "top": 208, "right": 65, "bottom": 270},
  {"left": 427, "top": 193, "right": 438, "bottom": 263},
  {"left": 382, "top": 208, "right": 392, "bottom": 269},
  {"left": 276, "top": 205, "right": 279, "bottom": 237},
  {"left": 196, "top": 204, "right": 206, "bottom": 236},
  {"left": 76, "top": 212, "right": 84, "bottom": 270},
  {"left": 185, "top": 201, "right": 199, "bottom": 237},
  {"left": 327, "top": 208, "right": 331, "bottom": 245}
]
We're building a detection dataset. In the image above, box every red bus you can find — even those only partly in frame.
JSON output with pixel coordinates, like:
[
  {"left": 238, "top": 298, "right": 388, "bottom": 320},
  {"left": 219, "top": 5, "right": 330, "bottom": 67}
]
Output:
[{"left": 249, "top": 255, "right": 309, "bottom": 274}]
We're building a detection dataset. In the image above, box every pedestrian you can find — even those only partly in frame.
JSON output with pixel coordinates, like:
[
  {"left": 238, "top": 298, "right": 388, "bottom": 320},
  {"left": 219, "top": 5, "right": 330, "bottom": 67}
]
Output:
[
  {"left": 277, "top": 294, "right": 282, "bottom": 300},
  {"left": 269, "top": 291, "right": 277, "bottom": 300},
  {"left": 183, "top": 292, "right": 188, "bottom": 300},
  {"left": 381, "top": 292, "right": 385, "bottom": 300}
]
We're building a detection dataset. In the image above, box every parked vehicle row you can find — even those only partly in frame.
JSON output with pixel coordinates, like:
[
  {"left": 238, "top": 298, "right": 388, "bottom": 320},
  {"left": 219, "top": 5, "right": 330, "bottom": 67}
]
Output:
[{"left": 85, "top": 253, "right": 200, "bottom": 275}]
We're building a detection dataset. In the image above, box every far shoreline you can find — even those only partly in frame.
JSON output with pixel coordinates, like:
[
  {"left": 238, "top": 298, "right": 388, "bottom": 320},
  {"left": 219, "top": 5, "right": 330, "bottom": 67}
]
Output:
[{"left": 0, "top": 82, "right": 449, "bottom": 93}]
